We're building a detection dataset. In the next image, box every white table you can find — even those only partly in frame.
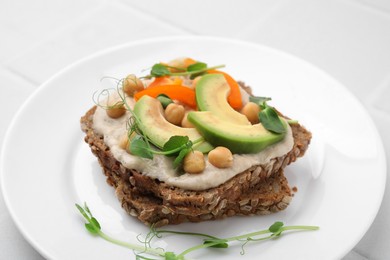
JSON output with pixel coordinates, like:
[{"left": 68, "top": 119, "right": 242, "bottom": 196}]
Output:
[{"left": 1, "top": 0, "right": 389, "bottom": 259}]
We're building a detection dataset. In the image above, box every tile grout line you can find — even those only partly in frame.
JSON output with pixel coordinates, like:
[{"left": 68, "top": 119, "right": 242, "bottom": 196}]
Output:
[
  {"left": 234, "top": 0, "right": 293, "bottom": 39},
  {"left": 1, "top": 66, "right": 39, "bottom": 87},
  {"left": 114, "top": 0, "right": 198, "bottom": 35},
  {"left": 369, "top": 104, "right": 390, "bottom": 120},
  {"left": 345, "top": 250, "right": 369, "bottom": 260},
  {"left": 4, "top": 0, "right": 195, "bottom": 84},
  {"left": 365, "top": 72, "right": 390, "bottom": 109},
  {"left": 342, "top": 0, "right": 390, "bottom": 18},
  {"left": 2, "top": 1, "right": 108, "bottom": 68}
]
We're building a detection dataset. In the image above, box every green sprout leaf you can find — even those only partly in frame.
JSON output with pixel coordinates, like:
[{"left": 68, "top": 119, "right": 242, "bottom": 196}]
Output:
[
  {"left": 259, "top": 106, "right": 286, "bottom": 134},
  {"left": 163, "top": 136, "right": 190, "bottom": 153},
  {"left": 85, "top": 223, "right": 99, "bottom": 234},
  {"left": 249, "top": 95, "right": 286, "bottom": 134},
  {"left": 77, "top": 204, "right": 100, "bottom": 234},
  {"left": 162, "top": 136, "right": 193, "bottom": 168},
  {"left": 164, "top": 252, "right": 181, "bottom": 260},
  {"left": 187, "top": 62, "right": 207, "bottom": 72},
  {"left": 75, "top": 203, "right": 101, "bottom": 234},
  {"left": 90, "top": 217, "right": 101, "bottom": 230},
  {"left": 249, "top": 96, "right": 272, "bottom": 107},
  {"left": 268, "top": 221, "right": 284, "bottom": 233},
  {"left": 75, "top": 203, "right": 89, "bottom": 220},
  {"left": 150, "top": 63, "right": 171, "bottom": 77},
  {"left": 203, "top": 239, "right": 229, "bottom": 248},
  {"left": 173, "top": 148, "right": 191, "bottom": 168},
  {"left": 143, "top": 62, "right": 225, "bottom": 80},
  {"left": 187, "top": 62, "right": 208, "bottom": 79},
  {"left": 130, "top": 136, "right": 154, "bottom": 159},
  {"left": 157, "top": 94, "right": 173, "bottom": 109}
]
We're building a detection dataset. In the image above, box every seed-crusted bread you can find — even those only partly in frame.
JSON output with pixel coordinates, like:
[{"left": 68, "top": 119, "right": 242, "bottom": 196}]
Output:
[{"left": 80, "top": 105, "right": 311, "bottom": 227}]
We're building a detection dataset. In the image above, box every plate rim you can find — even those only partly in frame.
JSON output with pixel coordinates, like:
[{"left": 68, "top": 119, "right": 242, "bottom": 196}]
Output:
[{"left": 1, "top": 35, "right": 387, "bottom": 260}]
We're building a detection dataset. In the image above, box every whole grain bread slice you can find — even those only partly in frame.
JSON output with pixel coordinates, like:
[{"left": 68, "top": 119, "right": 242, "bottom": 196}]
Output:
[{"left": 80, "top": 105, "right": 311, "bottom": 226}]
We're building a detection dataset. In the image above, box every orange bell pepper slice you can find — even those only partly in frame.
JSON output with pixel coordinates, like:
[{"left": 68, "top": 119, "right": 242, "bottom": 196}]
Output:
[
  {"left": 147, "top": 76, "right": 183, "bottom": 88},
  {"left": 147, "top": 76, "right": 173, "bottom": 88},
  {"left": 207, "top": 70, "right": 243, "bottom": 110},
  {"left": 134, "top": 85, "right": 196, "bottom": 108}
]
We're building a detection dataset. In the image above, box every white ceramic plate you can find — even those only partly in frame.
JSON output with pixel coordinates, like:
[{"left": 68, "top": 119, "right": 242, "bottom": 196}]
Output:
[{"left": 1, "top": 36, "right": 386, "bottom": 260}]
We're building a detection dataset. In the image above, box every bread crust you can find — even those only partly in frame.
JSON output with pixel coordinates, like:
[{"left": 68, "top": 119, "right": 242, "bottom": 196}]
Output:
[{"left": 80, "top": 105, "right": 311, "bottom": 226}]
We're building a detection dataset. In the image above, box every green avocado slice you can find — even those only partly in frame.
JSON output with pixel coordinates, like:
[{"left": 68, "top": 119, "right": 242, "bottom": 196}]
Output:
[
  {"left": 187, "top": 111, "right": 286, "bottom": 154},
  {"left": 133, "top": 95, "right": 213, "bottom": 153},
  {"left": 195, "top": 74, "right": 250, "bottom": 125}
]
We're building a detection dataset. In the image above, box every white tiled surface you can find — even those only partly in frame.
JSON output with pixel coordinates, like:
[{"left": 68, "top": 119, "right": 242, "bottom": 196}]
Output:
[{"left": 1, "top": 0, "right": 389, "bottom": 259}]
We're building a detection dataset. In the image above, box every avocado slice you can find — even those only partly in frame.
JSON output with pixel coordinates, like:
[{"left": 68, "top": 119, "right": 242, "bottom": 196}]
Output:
[
  {"left": 187, "top": 111, "right": 286, "bottom": 154},
  {"left": 196, "top": 74, "right": 250, "bottom": 125},
  {"left": 133, "top": 95, "right": 213, "bottom": 153}
]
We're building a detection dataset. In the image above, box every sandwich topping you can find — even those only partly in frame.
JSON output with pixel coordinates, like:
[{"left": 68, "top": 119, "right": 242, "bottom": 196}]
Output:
[{"left": 92, "top": 58, "right": 294, "bottom": 190}]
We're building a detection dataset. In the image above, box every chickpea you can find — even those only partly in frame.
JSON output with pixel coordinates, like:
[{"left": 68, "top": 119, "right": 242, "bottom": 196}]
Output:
[
  {"left": 183, "top": 151, "right": 206, "bottom": 174},
  {"left": 119, "top": 132, "right": 136, "bottom": 153},
  {"left": 106, "top": 98, "right": 126, "bottom": 118},
  {"left": 208, "top": 146, "right": 233, "bottom": 168},
  {"left": 165, "top": 103, "right": 185, "bottom": 125},
  {"left": 181, "top": 113, "right": 195, "bottom": 128},
  {"left": 119, "top": 135, "right": 129, "bottom": 150},
  {"left": 122, "top": 74, "right": 144, "bottom": 96},
  {"left": 191, "top": 76, "right": 202, "bottom": 89},
  {"left": 240, "top": 102, "right": 260, "bottom": 124}
]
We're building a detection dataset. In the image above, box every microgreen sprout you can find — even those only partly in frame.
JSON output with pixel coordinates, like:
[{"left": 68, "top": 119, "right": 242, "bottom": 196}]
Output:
[
  {"left": 152, "top": 221, "right": 319, "bottom": 258},
  {"left": 92, "top": 88, "right": 122, "bottom": 110},
  {"left": 130, "top": 135, "right": 204, "bottom": 168},
  {"left": 76, "top": 203, "right": 319, "bottom": 259},
  {"left": 143, "top": 62, "right": 225, "bottom": 80},
  {"left": 75, "top": 203, "right": 166, "bottom": 258},
  {"left": 250, "top": 96, "right": 287, "bottom": 134}
]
